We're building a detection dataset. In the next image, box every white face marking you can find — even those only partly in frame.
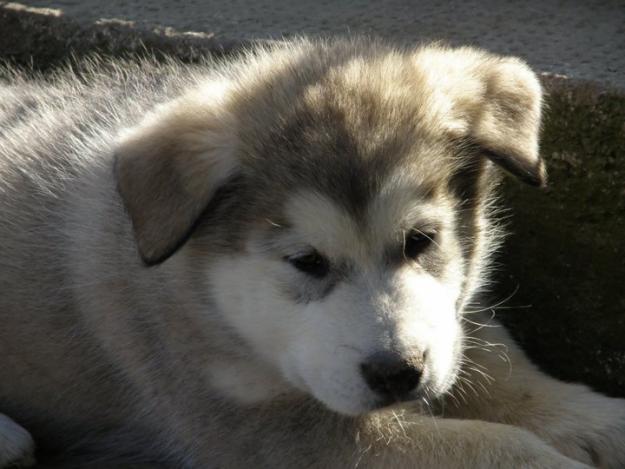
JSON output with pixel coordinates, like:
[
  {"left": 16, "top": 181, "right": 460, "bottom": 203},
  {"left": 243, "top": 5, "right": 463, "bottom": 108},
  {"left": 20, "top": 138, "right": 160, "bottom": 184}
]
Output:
[
  {"left": 207, "top": 186, "right": 465, "bottom": 415},
  {"left": 206, "top": 358, "right": 290, "bottom": 404}
]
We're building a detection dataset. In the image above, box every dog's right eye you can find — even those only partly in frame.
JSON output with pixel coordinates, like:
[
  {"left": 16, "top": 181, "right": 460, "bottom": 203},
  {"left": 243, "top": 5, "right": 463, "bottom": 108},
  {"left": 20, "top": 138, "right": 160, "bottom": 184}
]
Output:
[
  {"left": 286, "top": 251, "right": 330, "bottom": 278},
  {"left": 404, "top": 230, "right": 435, "bottom": 260}
]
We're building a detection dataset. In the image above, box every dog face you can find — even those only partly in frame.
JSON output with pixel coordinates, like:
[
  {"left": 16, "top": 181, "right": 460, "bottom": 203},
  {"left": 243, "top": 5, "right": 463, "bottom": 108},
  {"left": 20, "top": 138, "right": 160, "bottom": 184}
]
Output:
[
  {"left": 115, "top": 39, "right": 544, "bottom": 415},
  {"left": 208, "top": 184, "right": 465, "bottom": 415}
]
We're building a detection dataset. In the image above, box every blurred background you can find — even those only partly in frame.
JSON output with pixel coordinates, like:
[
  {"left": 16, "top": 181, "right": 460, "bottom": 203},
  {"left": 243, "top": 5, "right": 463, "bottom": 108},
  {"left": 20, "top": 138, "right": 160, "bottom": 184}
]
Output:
[{"left": 2, "top": 0, "right": 624, "bottom": 396}]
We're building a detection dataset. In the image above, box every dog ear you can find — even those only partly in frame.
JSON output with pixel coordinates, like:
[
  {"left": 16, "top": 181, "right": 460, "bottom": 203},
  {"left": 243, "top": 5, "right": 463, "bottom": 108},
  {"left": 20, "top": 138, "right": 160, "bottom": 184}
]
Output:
[
  {"left": 417, "top": 48, "right": 546, "bottom": 187},
  {"left": 470, "top": 56, "right": 546, "bottom": 187},
  {"left": 115, "top": 84, "right": 237, "bottom": 265}
]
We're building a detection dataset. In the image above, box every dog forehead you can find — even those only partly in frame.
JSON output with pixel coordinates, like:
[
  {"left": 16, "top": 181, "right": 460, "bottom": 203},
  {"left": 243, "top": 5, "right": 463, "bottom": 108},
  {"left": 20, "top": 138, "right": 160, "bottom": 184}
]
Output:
[
  {"left": 233, "top": 45, "right": 465, "bottom": 253},
  {"left": 236, "top": 48, "right": 457, "bottom": 211},
  {"left": 246, "top": 91, "right": 453, "bottom": 220}
]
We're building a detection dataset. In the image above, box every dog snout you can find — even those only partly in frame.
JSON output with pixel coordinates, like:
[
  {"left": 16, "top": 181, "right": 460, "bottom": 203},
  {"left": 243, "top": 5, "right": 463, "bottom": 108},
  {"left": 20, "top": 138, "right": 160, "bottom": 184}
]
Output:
[{"left": 360, "top": 351, "right": 424, "bottom": 401}]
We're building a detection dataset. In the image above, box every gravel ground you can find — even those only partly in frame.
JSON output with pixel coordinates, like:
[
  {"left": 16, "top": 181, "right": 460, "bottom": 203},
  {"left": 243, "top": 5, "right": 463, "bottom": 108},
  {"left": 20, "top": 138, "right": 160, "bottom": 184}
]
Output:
[{"left": 19, "top": 0, "right": 625, "bottom": 89}]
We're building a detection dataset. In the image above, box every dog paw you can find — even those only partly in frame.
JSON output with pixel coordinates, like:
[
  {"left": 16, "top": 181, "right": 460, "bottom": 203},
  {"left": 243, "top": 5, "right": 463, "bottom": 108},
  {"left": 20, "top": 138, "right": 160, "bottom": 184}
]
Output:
[
  {"left": 541, "top": 392, "right": 625, "bottom": 469},
  {"left": 450, "top": 420, "right": 592, "bottom": 469},
  {"left": 0, "top": 414, "right": 35, "bottom": 468},
  {"left": 505, "top": 431, "right": 592, "bottom": 468}
]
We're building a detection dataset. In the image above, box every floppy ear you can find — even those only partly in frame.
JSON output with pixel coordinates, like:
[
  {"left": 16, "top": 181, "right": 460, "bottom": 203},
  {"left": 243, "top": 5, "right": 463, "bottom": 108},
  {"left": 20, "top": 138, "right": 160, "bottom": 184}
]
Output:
[
  {"left": 417, "top": 47, "right": 546, "bottom": 187},
  {"left": 115, "top": 85, "right": 237, "bottom": 265},
  {"left": 470, "top": 56, "right": 545, "bottom": 186}
]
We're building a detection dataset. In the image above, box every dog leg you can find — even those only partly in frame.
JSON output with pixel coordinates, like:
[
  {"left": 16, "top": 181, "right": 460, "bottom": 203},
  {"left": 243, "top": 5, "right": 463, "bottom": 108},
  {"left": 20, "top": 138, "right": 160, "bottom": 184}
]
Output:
[
  {"left": 0, "top": 414, "right": 34, "bottom": 468},
  {"left": 351, "top": 415, "right": 591, "bottom": 468},
  {"left": 445, "top": 313, "right": 625, "bottom": 468},
  {"left": 195, "top": 400, "right": 590, "bottom": 468}
]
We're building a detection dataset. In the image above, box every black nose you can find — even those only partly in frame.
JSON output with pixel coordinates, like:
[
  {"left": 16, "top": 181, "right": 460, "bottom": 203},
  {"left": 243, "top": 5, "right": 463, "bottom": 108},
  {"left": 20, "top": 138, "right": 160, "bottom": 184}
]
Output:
[{"left": 360, "top": 351, "right": 423, "bottom": 400}]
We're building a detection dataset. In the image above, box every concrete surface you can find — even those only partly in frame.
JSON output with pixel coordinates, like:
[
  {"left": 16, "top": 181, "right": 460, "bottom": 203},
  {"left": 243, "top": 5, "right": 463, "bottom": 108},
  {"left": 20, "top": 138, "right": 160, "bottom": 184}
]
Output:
[
  {"left": 0, "top": 1, "right": 623, "bottom": 399},
  {"left": 19, "top": 0, "right": 625, "bottom": 90}
]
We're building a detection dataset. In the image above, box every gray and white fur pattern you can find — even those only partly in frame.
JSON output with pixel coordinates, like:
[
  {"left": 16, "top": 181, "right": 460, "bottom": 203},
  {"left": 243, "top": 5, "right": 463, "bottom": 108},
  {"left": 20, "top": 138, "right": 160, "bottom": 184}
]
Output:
[{"left": 0, "top": 38, "right": 623, "bottom": 468}]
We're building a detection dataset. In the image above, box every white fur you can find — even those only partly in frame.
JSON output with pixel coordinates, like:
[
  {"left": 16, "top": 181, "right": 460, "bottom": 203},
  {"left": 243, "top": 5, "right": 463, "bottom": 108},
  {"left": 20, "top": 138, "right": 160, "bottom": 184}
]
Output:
[
  {"left": 0, "top": 414, "right": 34, "bottom": 467},
  {"left": 209, "top": 190, "right": 464, "bottom": 415},
  {"left": 206, "top": 358, "right": 290, "bottom": 404}
]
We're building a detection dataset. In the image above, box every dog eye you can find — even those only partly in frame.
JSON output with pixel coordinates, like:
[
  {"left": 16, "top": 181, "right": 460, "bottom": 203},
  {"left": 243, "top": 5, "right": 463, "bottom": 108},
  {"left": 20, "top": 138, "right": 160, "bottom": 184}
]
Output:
[
  {"left": 404, "top": 231, "right": 435, "bottom": 260},
  {"left": 286, "top": 251, "right": 330, "bottom": 278}
]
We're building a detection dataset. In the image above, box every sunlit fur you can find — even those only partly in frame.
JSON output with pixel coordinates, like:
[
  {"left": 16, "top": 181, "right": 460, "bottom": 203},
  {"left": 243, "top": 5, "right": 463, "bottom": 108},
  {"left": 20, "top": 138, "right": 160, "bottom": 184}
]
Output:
[{"left": 0, "top": 37, "right": 623, "bottom": 468}]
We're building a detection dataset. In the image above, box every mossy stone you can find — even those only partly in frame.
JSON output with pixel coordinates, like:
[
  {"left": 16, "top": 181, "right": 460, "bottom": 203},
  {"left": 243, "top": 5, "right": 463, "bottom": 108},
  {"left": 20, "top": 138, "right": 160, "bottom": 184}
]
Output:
[{"left": 497, "top": 81, "right": 625, "bottom": 397}]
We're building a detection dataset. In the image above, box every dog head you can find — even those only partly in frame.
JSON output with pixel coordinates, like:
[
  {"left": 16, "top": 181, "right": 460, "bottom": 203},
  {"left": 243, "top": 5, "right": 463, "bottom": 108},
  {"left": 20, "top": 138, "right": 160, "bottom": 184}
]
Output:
[{"left": 115, "top": 39, "right": 544, "bottom": 416}]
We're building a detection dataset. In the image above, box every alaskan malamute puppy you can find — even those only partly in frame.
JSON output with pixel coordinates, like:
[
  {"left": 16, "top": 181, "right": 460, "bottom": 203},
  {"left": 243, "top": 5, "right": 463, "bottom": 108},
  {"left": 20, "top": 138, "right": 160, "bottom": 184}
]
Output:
[{"left": 1, "top": 38, "right": 623, "bottom": 468}]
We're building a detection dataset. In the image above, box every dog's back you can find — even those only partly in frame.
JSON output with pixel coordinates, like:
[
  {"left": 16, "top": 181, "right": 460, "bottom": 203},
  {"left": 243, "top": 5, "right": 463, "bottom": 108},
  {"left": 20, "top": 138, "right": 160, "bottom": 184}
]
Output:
[{"left": 0, "top": 60, "right": 201, "bottom": 464}]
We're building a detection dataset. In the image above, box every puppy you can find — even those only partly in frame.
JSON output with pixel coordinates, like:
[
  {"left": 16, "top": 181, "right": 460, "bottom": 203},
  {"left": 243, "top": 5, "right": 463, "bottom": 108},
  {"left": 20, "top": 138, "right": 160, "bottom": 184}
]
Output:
[{"left": 0, "top": 38, "right": 623, "bottom": 468}]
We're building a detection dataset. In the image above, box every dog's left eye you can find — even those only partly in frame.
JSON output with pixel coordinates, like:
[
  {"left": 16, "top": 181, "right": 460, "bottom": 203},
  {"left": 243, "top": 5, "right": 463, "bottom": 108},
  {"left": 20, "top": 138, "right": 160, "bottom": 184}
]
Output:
[
  {"left": 404, "top": 230, "right": 435, "bottom": 260},
  {"left": 286, "top": 251, "right": 330, "bottom": 278}
]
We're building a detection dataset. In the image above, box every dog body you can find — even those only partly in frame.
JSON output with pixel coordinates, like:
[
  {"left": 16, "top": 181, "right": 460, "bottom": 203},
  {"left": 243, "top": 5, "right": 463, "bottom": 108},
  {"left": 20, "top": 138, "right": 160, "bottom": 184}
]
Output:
[{"left": 0, "top": 39, "right": 624, "bottom": 468}]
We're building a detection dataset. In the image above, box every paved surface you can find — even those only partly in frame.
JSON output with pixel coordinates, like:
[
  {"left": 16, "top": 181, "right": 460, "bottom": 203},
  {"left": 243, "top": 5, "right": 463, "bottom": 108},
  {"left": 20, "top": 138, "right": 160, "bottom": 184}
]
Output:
[{"left": 20, "top": 0, "right": 625, "bottom": 89}]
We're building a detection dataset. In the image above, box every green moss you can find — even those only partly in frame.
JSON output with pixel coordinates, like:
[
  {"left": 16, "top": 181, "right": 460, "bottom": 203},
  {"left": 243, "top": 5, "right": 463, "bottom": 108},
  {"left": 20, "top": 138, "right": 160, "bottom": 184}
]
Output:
[{"left": 497, "top": 81, "right": 625, "bottom": 397}]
